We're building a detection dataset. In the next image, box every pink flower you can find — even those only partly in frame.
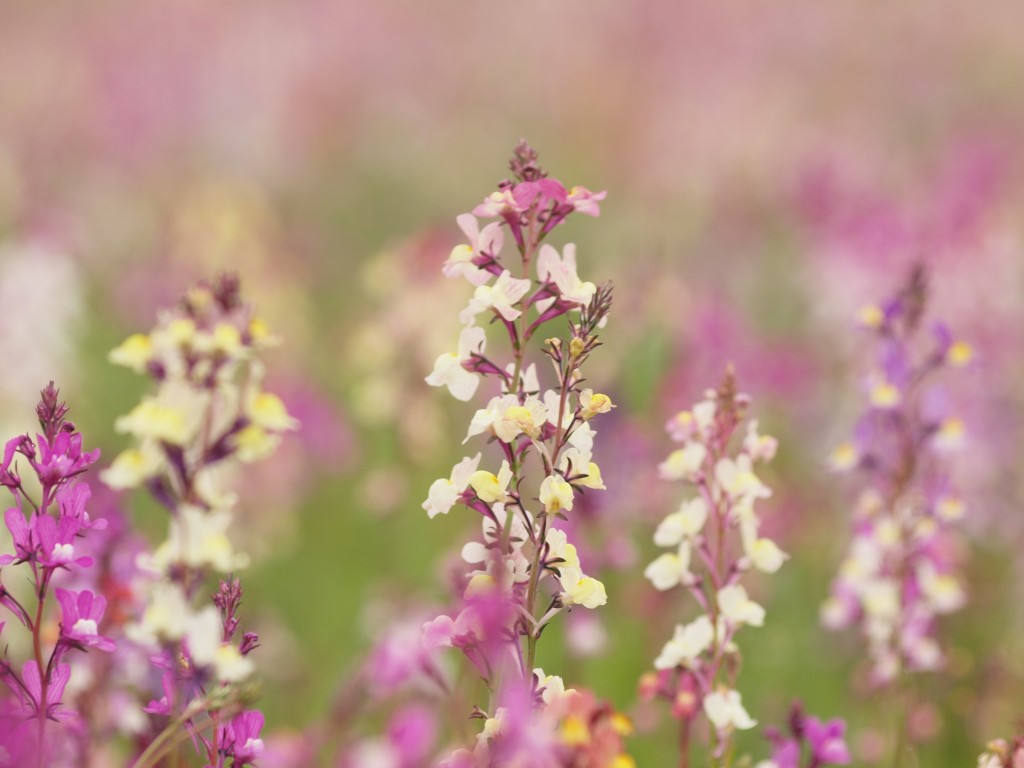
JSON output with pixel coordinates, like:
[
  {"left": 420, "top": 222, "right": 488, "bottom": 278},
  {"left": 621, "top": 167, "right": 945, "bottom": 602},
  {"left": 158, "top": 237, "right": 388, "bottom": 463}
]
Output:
[
  {"left": 19, "top": 661, "right": 75, "bottom": 722},
  {"left": 223, "top": 710, "right": 265, "bottom": 766},
  {"left": 56, "top": 588, "right": 115, "bottom": 652},
  {"left": 567, "top": 185, "right": 607, "bottom": 216}
]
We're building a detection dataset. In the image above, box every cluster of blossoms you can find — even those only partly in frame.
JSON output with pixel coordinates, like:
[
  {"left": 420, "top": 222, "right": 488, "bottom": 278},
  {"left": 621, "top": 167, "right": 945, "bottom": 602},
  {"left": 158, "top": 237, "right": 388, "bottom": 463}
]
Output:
[
  {"left": 0, "top": 384, "right": 107, "bottom": 764},
  {"left": 641, "top": 370, "right": 787, "bottom": 764},
  {"left": 756, "top": 703, "right": 851, "bottom": 768},
  {"left": 822, "top": 265, "right": 971, "bottom": 687},
  {"left": 421, "top": 142, "right": 632, "bottom": 766},
  {"left": 103, "top": 275, "right": 296, "bottom": 767},
  {"left": 978, "top": 735, "right": 1024, "bottom": 768}
]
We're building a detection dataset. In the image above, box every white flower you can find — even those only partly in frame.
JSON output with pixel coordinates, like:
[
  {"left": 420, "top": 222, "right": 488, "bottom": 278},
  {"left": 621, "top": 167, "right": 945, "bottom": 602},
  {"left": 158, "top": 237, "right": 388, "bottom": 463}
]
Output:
[
  {"left": 743, "top": 419, "right": 778, "bottom": 462},
  {"left": 186, "top": 607, "right": 254, "bottom": 683},
  {"left": 558, "top": 568, "right": 607, "bottom": 609},
  {"left": 654, "top": 616, "right": 714, "bottom": 670},
  {"left": 443, "top": 214, "right": 503, "bottom": 286},
  {"left": 658, "top": 442, "right": 707, "bottom": 481},
  {"left": 933, "top": 417, "right": 966, "bottom": 453},
  {"left": 459, "top": 270, "right": 531, "bottom": 324},
  {"left": 578, "top": 389, "right": 614, "bottom": 420},
  {"left": 426, "top": 325, "right": 487, "bottom": 401},
  {"left": 703, "top": 688, "right": 756, "bottom": 731},
  {"left": 745, "top": 536, "right": 788, "bottom": 573},
  {"left": 127, "top": 582, "right": 191, "bottom": 645},
  {"left": 827, "top": 442, "right": 859, "bottom": 472},
  {"left": 101, "top": 443, "right": 165, "bottom": 490},
  {"left": 644, "top": 543, "right": 692, "bottom": 591},
  {"left": 423, "top": 454, "right": 482, "bottom": 518},
  {"left": 860, "top": 578, "right": 899, "bottom": 620},
  {"left": 717, "top": 584, "right": 765, "bottom": 627},
  {"left": 534, "top": 668, "right": 573, "bottom": 704},
  {"left": 499, "top": 397, "right": 549, "bottom": 440},
  {"left": 149, "top": 505, "right": 249, "bottom": 574},
  {"left": 547, "top": 528, "right": 606, "bottom": 609},
  {"left": 540, "top": 475, "right": 575, "bottom": 514},
  {"left": 245, "top": 391, "right": 299, "bottom": 432},
  {"left": 465, "top": 395, "right": 518, "bottom": 443},
  {"left": 715, "top": 455, "right": 771, "bottom": 502},
  {"left": 692, "top": 399, "right": 717, "bottom": 433},
  {"left": 536, "top": 243, "right": 596, "bottom": 306},
  {"left": 739, "top": 520, "right": 788, "bottom": 574},
  {"left": 546, "top": 528, "right": 581, "bottom": 569},
  {"left": 654, "top": 498, "right": 708, "bottom": 546},
  {"left": 917, "top": 563, "right": 965, "bottom": 614},
  {"left": 467, "top": 460, "right": 514, "bottom": 503}
]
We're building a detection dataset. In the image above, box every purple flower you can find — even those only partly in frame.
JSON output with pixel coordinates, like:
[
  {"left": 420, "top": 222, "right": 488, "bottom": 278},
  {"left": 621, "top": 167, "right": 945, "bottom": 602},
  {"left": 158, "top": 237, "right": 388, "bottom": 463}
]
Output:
[
  {"left": 767, "top": 738, "right": 801, "bottom": 768},
  {"left": 142, "top": 671, "right": 176, "bottom": 715},
  {"left": 30, "top": 429, "right": 100, "bottom": 487},
  {"left": 56, "top": 482, "right": 106, "bottom": 531},
  {"left": 805, "top": 716, "right": 852, "bottom": 765},
  {"left": 56, "top": 588, "right": 115, "bottom": 652},
  {"left": 19, "top": 661, "right": 75, "bottom": 722},
  {"left": 0, "top": 507, "right": 35, "bottom": 565},
  {"left": 0, "top": 435, "right": 28, "bottom": 487},
  {"left": 223, "top": 710, "right": 265, "bottom": 765},
  {"left": 388, "top": 704, "right": 437, "bottom": 764},
  {"left": 34, "top": 514, "right": 92, "bottom": 570}
]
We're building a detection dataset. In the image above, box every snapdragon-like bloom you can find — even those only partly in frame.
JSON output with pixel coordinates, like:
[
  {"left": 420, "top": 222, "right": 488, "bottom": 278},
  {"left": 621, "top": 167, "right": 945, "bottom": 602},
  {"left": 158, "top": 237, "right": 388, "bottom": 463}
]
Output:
[
  {"left": 427, "top": 324, "right": 488, "bottom": 401},
  {"left": 756, "top": 703, "right": 851, "bottom": 768},
  {"left": 423, "top": 454, "right": 482, "bottom": 518},
  {"left": 106, "top": 278, "right": 277, "bottom": 766},
  {"left": 823, "top": 266, "right": 969, "bottom": 687},
  {"left": 644, "top": 372, "right": 785, "bottom": 763},
  {"left": 422, "top": 143, "right": 614, "bottom": 759},
  {"left": 55, "top": 588, "right": 116, "bottom": 652},
  {"left": 444, "top": 214, "right": 504, "bottom": 286},
  {"left": 0, "top": 386, "right": 111, "bottom": 763},
  {"left": 459, "top": 269, "right": 532, "bottom": 324}
]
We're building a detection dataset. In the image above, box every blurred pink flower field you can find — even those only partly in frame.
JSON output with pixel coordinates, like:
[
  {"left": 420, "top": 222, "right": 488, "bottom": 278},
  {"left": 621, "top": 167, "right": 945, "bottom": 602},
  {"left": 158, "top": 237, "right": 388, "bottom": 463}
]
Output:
[{"left": 1, "top": 1, "right": 1024, "bottom": 766}]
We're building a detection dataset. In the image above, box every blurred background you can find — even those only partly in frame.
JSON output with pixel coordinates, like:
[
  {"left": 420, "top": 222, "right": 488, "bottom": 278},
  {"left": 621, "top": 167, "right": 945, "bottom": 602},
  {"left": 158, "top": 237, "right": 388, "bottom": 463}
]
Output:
[{"left": 2, "top": 0, "right": 1024, "bottom": 763}]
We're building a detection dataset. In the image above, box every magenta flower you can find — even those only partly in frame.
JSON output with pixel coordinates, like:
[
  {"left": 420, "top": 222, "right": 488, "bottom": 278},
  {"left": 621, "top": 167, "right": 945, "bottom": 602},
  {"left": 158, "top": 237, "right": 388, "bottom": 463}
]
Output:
[
  {"left": 0, "top": 507, "right": 35, "bottom": 565},
  {"left": 805, "top": 717, "right": 852, "bottom": 765},
  {"left": 387, "top": 704, "right": 437, "bottom": 764},
  {"left": 29, "top": 429, "right": 100, "bottom": 487},
  {"left": 56, "top": 482, "right": 106, "bottom": 531},
  {"left": 34, "top": 514, "right": 92, "bottom": 570},
  {"left": 55, "top": 588, "right": 115, "bottom": 652},
  {"left": 19, "top": 661, "right": 74, "bottom": 722},
  {"left": 223, "top": 710, "right": 265, "bottom": 765},
  {"left": 142, "top": 671, "right": 176, "bottom": 715},
  {"left": 0, "top": 435, "right": 29, "bottom": 488}
]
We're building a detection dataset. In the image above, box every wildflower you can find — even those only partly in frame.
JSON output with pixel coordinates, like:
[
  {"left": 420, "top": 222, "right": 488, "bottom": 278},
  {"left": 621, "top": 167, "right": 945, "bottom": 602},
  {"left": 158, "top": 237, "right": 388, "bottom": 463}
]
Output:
[
  {"left": 824, "top": 266, "right": 969, "bottom": 691},
  {"left": 654, "top": 617, "right": 714, "bottom": 670},
  {"left": 654, "top": 498, "right": 708, "bottom": 546},
  {"left": 703, "top": 688, "right": 757, "bottom": 731},
  {"left": 579, "top": 389, "right": 615, "bottom": 420},
  {"left": 646, "top": 373, "right": 783, "bottom": 764},
  {"left": 55, "top": 589, "right": 115, "bottom": 652},
  {"left": 537, "top": 243, "right": 597, "bottom": 306},
  {"left": 467, "top": 461, "right": 514, "bottom": 504},
  {"left": 658, "top": 443, "right": 707, "bottom": 481},
  {"left": 423, "top": 454, "right": 482, "bottom": 518},
  {"left": 444, "top": 214, "right": 504, "bottom": 286},
  {"left": 185, "top": 607, "right": 254, "bottom": 683},
  {"left": 539, "top": 475, "right": 574, "bottom": 514},
  {"left": 427, "top": 324, "right": 488, "bottom": 401},
  {"left": 459, "top": 270, "right": 531, "bottom": 324},
  {"left": 644, "top": 543, "right": 692, "bottom": 591},
  {"left": 717, "top": 584, "right": 766, "bottom": 627}
]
